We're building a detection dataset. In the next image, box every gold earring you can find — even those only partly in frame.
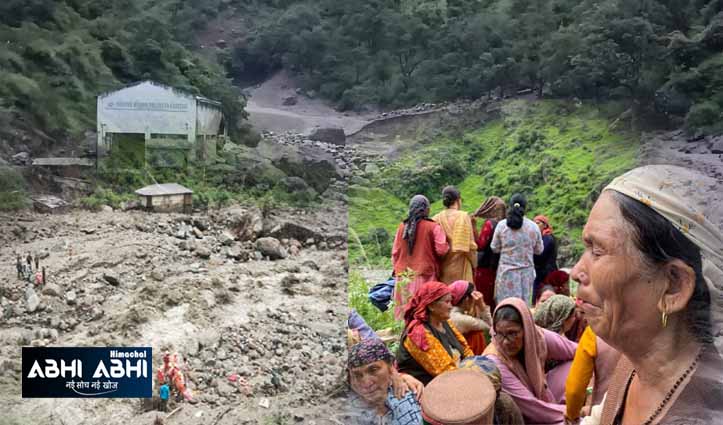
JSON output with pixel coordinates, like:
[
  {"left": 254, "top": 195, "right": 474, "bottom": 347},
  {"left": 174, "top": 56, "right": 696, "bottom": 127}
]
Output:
[{"left": 661, "top": 311, "right": 668, "bottom": 328}]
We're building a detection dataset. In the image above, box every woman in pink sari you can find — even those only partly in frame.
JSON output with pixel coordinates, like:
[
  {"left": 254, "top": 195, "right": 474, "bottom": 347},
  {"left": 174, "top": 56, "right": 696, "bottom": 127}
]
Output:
[{"left": 484, "top": 297, "right": 577, "bottom": 425}]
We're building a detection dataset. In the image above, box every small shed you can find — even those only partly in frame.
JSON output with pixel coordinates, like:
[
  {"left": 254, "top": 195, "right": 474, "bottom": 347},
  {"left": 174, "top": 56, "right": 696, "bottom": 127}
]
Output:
[{"left": 135, "top": 183, "right": 193, "bottom": 213}]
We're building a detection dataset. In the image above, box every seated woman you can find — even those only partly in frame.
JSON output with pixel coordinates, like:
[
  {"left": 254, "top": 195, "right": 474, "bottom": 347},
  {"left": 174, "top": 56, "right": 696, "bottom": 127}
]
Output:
[
  {"left": 483, "top": 297, "right": 577, "bottom": 425},
  {"left": 449, "top": 280, "right": 493, "bottom": 355},
  {"left": 536, "top": 285, "right": 558, "bottom": 307},
  {"left": 571, "top": 165, "right": 723, "bottom": 425},
  {"left": 347, "top": 338, "right": 424, "bottom": 425},
  {"left": 397, "top": 280, "right": 474, "bottom": 385},
  {"left": 533, "top": 294, "right": 577, "bottom": 336}
]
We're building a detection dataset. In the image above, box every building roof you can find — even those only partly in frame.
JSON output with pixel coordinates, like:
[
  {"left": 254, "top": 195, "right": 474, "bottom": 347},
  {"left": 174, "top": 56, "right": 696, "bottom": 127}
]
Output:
[
  {"left": 135, "top": 183, "right": 193, "bottom": 197},
  {"left": 98, "top": 80, "right": 222, "bottom": 107}
]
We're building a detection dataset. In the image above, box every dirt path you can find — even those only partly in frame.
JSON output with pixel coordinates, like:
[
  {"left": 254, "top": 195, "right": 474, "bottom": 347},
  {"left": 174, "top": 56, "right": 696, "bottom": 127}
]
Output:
[
  {"left": 0, "top": 206, "right": 349, "bottom": 424},
  {"left": 245, "top": 71, "right": 374, "bottom": 136}
]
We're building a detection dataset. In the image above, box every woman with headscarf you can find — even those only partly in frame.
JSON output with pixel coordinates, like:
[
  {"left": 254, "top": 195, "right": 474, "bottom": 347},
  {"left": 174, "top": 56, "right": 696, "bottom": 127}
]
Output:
[
  {"left": 397, "top": 281, "right": 474, "bottom": 385},
  {"left": 533, "top": 215, "right": 559, "bottom": 301},
  {"left": 534, "top": 294, "right": 577, "bottom": 336},
  {"left": 346, "top": 338, "right": 424, "bottom": 425},
  {"left": 473, "top": 196, "right": 507, "bottom": 307},
  {"left": 570, "top": 165, "right": 723, "bottom": 425},
  {"left": 392, "top": 194, "right": 449, "bottom": 320},
  {"left": 433, "top": 186, "right": 477, "bottom": 284},
  {"left": 491, "top": 194, "right": 544, "bottom": 306},
  {"left": 449, "top": 280, "right": 493, "bottom": 355},
  {"left": 533, "top": 294, "right": 579, "bottom": 402},
  {"left": 483, "top": 297, "right": 578, "bottom": 425}
]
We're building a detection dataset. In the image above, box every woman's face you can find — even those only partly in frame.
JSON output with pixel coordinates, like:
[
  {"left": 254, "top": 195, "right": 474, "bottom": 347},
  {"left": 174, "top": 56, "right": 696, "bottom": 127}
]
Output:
[
  {"left": 570, "top": 192, "right": 663, "bottom": 347},
  {"left": 535, "top": 219, "right": 545, "bottom": 232},
  {"left": 428, "top": 294, "right": 453, "bottom": 321},
  {"left": 349, "top": 360, "right": 393, "bottom": 406},
  {"left": 494, "top": 319, "right": 524, "bottom": 357}
]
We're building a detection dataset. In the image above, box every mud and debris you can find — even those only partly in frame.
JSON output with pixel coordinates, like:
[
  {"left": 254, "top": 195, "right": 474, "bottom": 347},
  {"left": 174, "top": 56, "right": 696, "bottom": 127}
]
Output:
[{"left": 0, "top": 205, "right": 349, "bottom": 424}]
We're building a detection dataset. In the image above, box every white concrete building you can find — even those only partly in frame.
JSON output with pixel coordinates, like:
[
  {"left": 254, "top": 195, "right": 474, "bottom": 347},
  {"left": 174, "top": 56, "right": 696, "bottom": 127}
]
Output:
[{"left": 97, "top": 81, "right": 226, "bottom": 166}]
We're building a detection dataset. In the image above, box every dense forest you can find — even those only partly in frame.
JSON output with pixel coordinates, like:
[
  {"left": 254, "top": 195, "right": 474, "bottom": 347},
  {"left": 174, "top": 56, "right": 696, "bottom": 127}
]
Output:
[
  {"left": 0, "top": 0, "right": 248, "bottom": 143},
  {"left": 234, "top": 0, "right": 723, "bottom": 132},
  {"left": 1, "top": 0, "right": 722, "bottom": 145}
]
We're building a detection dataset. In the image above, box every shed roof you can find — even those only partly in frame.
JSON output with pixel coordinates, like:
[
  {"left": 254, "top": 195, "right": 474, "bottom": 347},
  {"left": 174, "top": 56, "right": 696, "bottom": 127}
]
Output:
[{"left": 135, "top": 183, "right": 193, "bottom": 197}]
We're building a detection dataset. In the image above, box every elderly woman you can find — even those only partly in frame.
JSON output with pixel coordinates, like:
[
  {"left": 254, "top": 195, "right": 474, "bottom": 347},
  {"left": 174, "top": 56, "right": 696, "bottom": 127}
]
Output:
[
  {"left": 534, "top": 215, "right": 560, "bottom": 301},
  {"left": 449, "top": 280, "right": 493, "bottom": 354},
  {"left": 392, "top": 194, "right": 449, "bottom": 320},
  {"left": 397, "top": 281, "right": 474, "bottom": 384},
  {"left": 347, "top": 338, "right": 424, "bottom": 425},
  {"left": 571, "top": 165, "right": 723, "bottom": 425},
  {"left": 433, "top": 186, "right": 477, "bottom": 283},
  {"left": 473, "top": 196, "right": 507, "bottom": 307},
  {"left": 491, "top": 194, "right": 544, "bottom": 305},
  {"left": 483, "top": 297, "right": 578, "bottom": 425}
]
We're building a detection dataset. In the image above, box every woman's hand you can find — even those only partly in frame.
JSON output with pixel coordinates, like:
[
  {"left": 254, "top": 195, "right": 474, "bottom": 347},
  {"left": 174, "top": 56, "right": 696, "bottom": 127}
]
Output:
[
  {"left": 390, "top": 370, "right": 424, "bottom": 400},
  {"left": 400, "top": 373, "right": 424, "bottom": 400}
]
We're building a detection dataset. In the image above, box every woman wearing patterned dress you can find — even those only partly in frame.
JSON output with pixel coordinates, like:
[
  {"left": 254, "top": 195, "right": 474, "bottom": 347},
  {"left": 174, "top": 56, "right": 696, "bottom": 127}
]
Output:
[{"left": 491, "top": 194, "right": 544, "bottom": 306}]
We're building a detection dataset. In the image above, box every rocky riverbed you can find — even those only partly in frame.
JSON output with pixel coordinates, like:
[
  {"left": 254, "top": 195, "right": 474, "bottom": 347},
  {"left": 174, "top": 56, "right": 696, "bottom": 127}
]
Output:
[{"left": 0, "top": 205, "right": 350, "bottom": 424}]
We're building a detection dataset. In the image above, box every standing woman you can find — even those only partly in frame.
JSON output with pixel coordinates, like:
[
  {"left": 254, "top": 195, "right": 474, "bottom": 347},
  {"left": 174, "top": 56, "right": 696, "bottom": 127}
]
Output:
[
  {"left": 491, "top": 194, "right": 544, "bottom": 306},
  {"left": 473, "top": 196, "right": 507, "bottom": 308},
  {"left": 533, "top": 215, "right": 559, "bottom": 302},
  {"left": 433, "top": 186, "right": 478, "bottom": 284},
  {"left": 392, "top": 194, "right": 449, "bottom": 320}
]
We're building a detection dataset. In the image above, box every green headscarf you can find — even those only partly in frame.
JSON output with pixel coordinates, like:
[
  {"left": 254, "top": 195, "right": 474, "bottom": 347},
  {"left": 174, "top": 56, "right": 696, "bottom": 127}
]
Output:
[{"left": 533, "top": 294, "right": 576, "bottom": 333}]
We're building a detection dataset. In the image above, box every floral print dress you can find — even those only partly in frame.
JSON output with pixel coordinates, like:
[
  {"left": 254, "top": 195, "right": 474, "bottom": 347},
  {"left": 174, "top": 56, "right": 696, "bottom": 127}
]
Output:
[{"left": 491, "top": 217, "right": 543, "bottom": 305}]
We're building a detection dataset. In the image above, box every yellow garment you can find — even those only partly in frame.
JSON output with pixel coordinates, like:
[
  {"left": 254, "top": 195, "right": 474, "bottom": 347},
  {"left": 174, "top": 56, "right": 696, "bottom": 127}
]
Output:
[
  {"left": 403, "top": 320, "right": 474, "bottom": 378},
  {"left": 565, "top": 326, "right": 597, "bottom": 420},
  {"left": 433, "top": 209, "right": 477, "bottom": 283}
]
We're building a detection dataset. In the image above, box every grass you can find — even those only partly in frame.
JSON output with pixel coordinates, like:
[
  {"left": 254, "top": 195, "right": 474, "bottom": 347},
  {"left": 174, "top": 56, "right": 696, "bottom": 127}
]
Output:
[{"left": 348, "top": 270, "right": 404, "bottom": 336}]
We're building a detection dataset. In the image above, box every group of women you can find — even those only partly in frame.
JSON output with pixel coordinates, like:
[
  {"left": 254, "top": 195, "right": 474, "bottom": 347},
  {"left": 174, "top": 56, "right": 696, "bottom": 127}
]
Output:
[
  {"left": 350, "top": 164, "right": 723, "bottom": 425},
  {"left": 392, "top": 186, "right": 563, "bottom": 315}
]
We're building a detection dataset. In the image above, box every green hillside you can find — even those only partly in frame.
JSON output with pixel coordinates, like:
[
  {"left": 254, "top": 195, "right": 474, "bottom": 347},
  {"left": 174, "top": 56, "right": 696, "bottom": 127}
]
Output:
[{"left": 349, "top": 99, "right": 639, "bottom": 269}]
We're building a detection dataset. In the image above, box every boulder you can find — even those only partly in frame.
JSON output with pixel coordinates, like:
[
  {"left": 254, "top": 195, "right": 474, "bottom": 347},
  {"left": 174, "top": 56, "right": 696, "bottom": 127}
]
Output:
[
  {"left": 266, "top": 221, "right": 321, "bottom": 243},
  {"left": 195, "top": 246, "right": 212, "bottom": 259},
  {"left": 308, "top": 127, "right": 346, "bottom": 146},
  {"left": 219, "top": 231, "right": 235, "bottom": 246},
  {"left": 278, "top": 176, "right": 312, "bottom": 193},
  {"left": 282, "top": 95, "right": 298, "bottom": 106},
  {"left": 41, "top": 283, "right": 63, "bottom": 297},
  {"left": 710, "top": 136, "right": 723, "bottom": 154},
  {"left": 12, "top": 152, "right": 30, "bottom": 165},
  {"left": 255, "top": 237, "right": 288, "bottom": 260},
  {"left": 102, "top": 272, "right": 120, "bottom": 286},
  {"left": 26, "top": 288, "right": 40, "bottom": 313},
  {"left": 65, "top": 290, "right": 77, "bottom": 305},
  {"left": 225, "top": 206, "right": 264, "bottom": 241}
]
